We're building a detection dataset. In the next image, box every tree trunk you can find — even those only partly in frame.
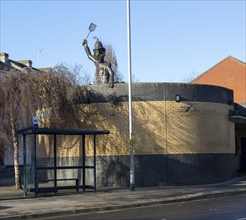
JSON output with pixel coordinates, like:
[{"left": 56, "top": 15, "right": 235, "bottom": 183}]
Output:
[{"left": 10, "top": 111, "right": 22, "bottom": 189}]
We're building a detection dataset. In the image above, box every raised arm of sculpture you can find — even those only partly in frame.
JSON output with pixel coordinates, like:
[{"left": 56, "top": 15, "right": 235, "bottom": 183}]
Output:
[{"left": 82, "top": 39, "right": 96, "bottom": 63}]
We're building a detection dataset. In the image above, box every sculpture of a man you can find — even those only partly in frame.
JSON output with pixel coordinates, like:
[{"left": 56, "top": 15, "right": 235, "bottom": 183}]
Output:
[{"left": 82, "top": 38, "right": 114, "bottom": 88}]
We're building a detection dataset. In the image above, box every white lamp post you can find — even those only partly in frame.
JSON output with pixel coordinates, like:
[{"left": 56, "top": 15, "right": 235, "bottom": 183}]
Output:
[{"left": 127, "top": 0, "right": 135, "bottom": 191}]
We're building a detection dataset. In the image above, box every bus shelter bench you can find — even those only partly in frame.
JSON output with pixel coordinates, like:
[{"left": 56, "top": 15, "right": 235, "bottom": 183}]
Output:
[{"left": 38, "top": 178, "right": 79, "bottom": 192}]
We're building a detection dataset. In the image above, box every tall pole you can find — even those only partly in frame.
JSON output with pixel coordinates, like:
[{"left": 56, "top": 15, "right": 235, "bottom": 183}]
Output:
[{"left": 127, "top": 0, "right": 135, "bottom": 191}]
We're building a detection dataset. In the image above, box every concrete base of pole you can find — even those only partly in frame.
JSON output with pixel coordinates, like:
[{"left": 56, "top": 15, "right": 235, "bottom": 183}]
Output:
[{"left": 130, "top": 184, "right": 135, "bottom": 191}]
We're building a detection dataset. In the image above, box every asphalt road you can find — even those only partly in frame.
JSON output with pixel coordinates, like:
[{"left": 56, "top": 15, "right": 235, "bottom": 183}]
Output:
[{"left": 40, "top": 195, "right": 246, "bottom": 220}]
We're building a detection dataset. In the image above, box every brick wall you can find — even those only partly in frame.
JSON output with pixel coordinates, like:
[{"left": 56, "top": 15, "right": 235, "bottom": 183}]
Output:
[{"left": 80, "top": 100, "right": 234, "bottom": 156}]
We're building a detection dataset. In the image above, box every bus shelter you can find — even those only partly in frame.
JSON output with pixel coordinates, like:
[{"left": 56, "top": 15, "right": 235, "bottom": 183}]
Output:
[{"left": 18, "top": 128, "right": 109, "bottom": 197}]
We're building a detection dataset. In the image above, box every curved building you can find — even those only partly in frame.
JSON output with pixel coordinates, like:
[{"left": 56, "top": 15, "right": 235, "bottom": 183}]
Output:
[{"left": 81, "top": 82, "right": 235, "bottom": 187}]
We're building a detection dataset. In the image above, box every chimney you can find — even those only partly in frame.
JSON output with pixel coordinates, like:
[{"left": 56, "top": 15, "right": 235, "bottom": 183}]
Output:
[
  {"left": 18, "top": 60, "right": 33, "bottom": 68},
  {"left": 0, "top": 53, "right": 9, "bottom": 63}
]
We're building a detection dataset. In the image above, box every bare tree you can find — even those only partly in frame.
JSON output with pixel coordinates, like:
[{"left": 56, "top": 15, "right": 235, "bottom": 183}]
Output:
[
  {"left": 55, "top": 62, "right": 92, "bottom": 85},
  {"left": 0, "top": 66, "right": 85, "bottom": 189},
  {"left": 182, "top": 71, "right": 201, "bottom": 83},
  {"left": 104, "top": 43, "right": 124, "bottom": 83}
]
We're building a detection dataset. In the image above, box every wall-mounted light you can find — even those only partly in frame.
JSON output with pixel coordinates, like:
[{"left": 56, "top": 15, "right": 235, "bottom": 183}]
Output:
[
  {"left": 183, "top": 104, "right": 192, "bottom": 112},
  {"left": 175, "top": 95, "right": 181, "bottom": 102}
]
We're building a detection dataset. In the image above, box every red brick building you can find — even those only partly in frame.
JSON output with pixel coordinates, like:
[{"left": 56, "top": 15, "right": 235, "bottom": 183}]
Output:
[
  {"left": 191, "top": 56, "right": 246, "bottom": 104},
  {"left": 191, "top": 55, "right": 246, "bottom": 172}
]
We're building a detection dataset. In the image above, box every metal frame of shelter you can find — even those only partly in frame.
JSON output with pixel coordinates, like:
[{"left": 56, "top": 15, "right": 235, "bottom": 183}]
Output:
[{"left": 18, "top": 128, "right": 109, "bottom": 197}]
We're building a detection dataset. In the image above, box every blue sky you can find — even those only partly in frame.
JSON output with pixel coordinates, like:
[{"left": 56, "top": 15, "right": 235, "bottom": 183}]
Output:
[{"left": 1, "top": 0, "right": 245, "bottom": 83}]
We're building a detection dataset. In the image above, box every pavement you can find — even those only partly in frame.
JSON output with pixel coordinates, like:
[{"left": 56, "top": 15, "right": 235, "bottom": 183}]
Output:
[{"left": 0, "top": 175, "right": 246, "bottom": 220}]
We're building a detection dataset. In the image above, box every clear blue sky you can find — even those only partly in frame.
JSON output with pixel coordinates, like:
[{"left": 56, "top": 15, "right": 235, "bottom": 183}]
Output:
[{"left": 1, "top": 0, "right": 245, "bottom": 83}]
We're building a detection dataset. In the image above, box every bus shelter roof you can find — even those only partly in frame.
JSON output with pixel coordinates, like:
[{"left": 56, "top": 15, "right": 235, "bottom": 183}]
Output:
[{"left": 18, "top": 127, "right": 110, "bottom": 135}]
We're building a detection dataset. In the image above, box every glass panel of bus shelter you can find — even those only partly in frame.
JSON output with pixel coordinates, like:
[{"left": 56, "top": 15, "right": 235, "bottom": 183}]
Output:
[
  {"left": 56, "top": 135, "right": 82, "bottom": 182},
  {"left": 85, "top": 135, "right": 95, "bottom": 187},
  {"left": 25, "top": 134, "right": 35, "bottom": 191},
  {"left": 36, "top": 135, "right": 54, "bottom": 182}
]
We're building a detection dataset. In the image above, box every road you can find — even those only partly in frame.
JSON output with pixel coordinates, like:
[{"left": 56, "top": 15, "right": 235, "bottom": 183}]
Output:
[{"left": 41, "top": 195, "right": 246, "bottom": 220}]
